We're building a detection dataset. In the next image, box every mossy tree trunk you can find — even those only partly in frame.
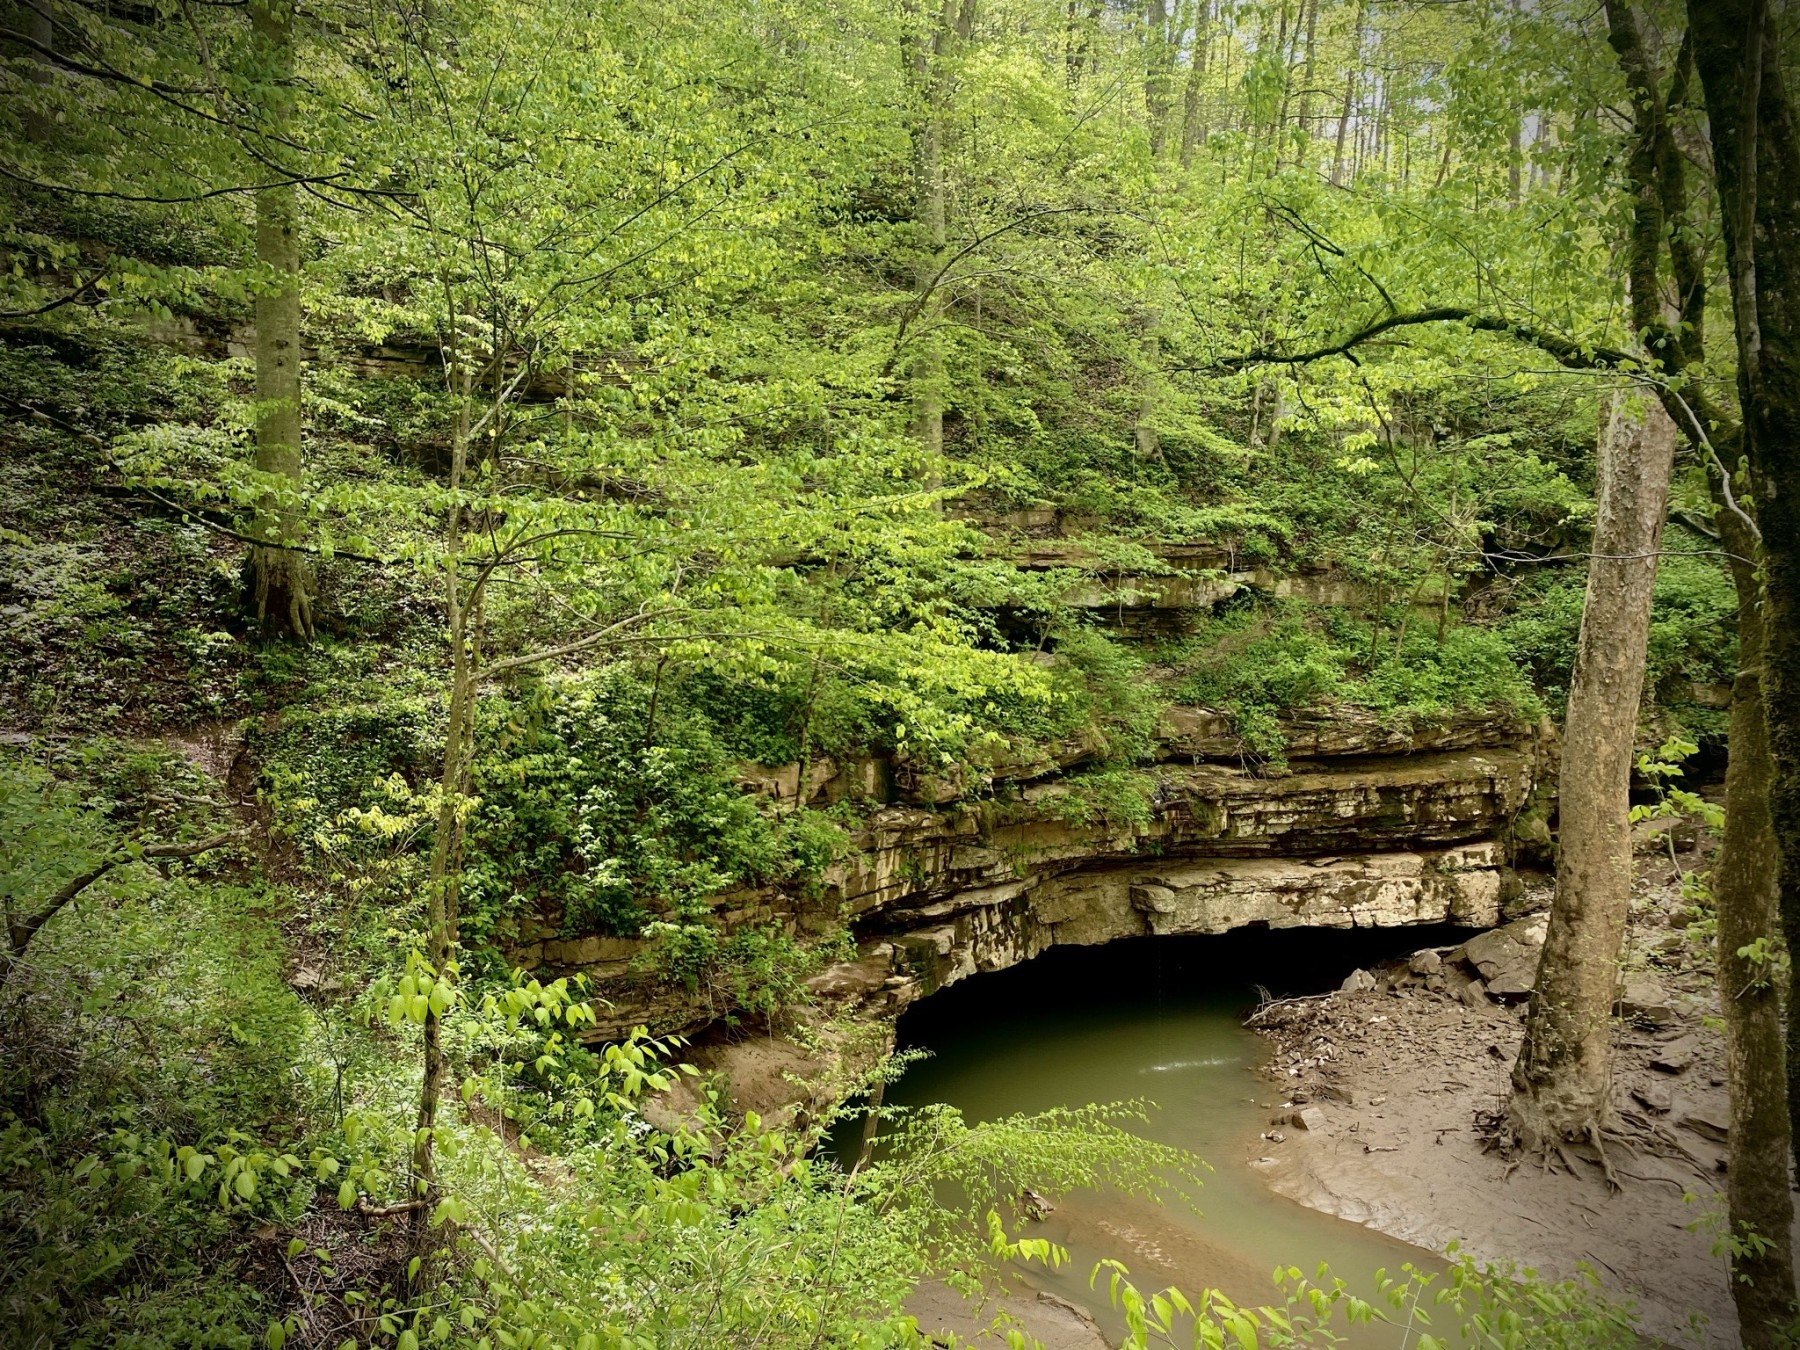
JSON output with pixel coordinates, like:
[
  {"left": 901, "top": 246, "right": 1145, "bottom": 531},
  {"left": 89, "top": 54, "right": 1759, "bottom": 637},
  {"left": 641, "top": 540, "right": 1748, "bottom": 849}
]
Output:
[
  {"left": 1713, "top": 502, "right": 1794, "bottom": 1343},
  {"left": 246, "top": 0, "right": 313, "bottom": 639},
  {"left": 1509, "top": 392, "right": 1675, "bottom": 1153},
  {"left": 1603, "top": 0, "right": 1795, "bottom": 1325},
  {"left": 1688, "top": 0, "right": 1800, "bottom": 1186}
]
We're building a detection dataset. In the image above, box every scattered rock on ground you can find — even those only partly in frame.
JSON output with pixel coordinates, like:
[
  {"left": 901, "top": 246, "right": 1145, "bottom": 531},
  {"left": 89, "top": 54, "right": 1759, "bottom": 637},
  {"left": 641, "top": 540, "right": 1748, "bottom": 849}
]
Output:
[
  {"left": 1650, "top": 1035, "right": 1698, "bottom": 1074},
  {"left": 1678, "top": 1106, "right": 1729, "bottom": 1143},
  {"left": 1617, "top": 978, "right": 1676, "bottom": 1029},
  {"left": 1455, "top": 915, "right": 1547, "bottom": 998}
]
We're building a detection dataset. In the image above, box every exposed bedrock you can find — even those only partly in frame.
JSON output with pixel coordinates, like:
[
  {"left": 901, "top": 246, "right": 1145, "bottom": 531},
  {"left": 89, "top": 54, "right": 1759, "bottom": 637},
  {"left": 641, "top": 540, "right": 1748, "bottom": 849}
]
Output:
[
  {"left": 836, "top": 744, "right": 1536, "bottom": 1013},
  {"left": 510, "top": 707, "right": 1551, "bottom": 1133}
]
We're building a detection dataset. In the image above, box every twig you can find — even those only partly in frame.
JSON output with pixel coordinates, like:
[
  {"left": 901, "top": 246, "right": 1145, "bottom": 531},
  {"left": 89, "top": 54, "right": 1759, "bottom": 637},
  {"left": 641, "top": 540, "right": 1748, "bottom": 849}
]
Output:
[{"left": 355, "top": 1196, "right": 431, "bottom": 1218}]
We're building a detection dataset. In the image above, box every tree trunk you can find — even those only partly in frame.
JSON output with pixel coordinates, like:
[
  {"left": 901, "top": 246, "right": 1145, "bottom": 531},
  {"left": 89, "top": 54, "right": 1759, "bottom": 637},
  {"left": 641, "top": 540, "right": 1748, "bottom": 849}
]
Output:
[
  {"left": 1178, "top": 0, "right": 1210, "bottom": 165},
  {"left": 1268, "top": 0, "right": 1292, "bottom": 170},
  {"left": 1292, "top": 0, "right": 1318, "bottom": 156},
  {"left": 1332, "top": 1, "right": 1365, "bottom": 186},
  {"left": 413, "top": 359, "right": 477, "bottom": 1235},
  {"left": 1145, "top": 0, "right": 1175, "bottom": 156},
  {"left": 903, "top": 0, "right": 969, "bottom": 480},
  {"left": 1509, "top": 393, "right": 1676, "bottom": 1150},
  {"left": 1508, "top": 0, "right": 1524, "bottom": 203},
  {"left": 246, "top": 0, "right": 313, "bottom": 639},
  {"left": 1714, "top": 500, "right": 1795, "bottom": 1345},
  {"left": 1688, "top": 0, "right": 1800, "bottom": 1179},
  {"left": 21, "top": 0, "right": 55, "bottom": 142},
  {"left": 1066, "top": 0, "right": 1101, "bottom": 85}
]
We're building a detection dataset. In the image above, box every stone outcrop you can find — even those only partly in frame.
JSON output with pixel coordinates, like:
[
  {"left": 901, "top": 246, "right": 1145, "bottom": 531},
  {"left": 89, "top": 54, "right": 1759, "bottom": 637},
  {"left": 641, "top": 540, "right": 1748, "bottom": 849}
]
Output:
[
  {"left": 840, "top": 747, "right": 1532, "bottom": 1006},
  {"left": 510, "top": 702, "right": 1551, "bottom": 1122}
]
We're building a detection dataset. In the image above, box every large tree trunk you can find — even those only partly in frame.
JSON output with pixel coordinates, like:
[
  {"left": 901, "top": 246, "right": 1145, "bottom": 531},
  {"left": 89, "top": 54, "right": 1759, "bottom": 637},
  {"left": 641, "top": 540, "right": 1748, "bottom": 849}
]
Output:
[
  {"left": 1509, "top": 393, "right": 1675, "bottom": 1151},
  {"left": 1714, "top": 502, "right": 1795, "bottom": 1344},
  {"left": 246, "top": 0, "right": 313, "bottom": 639},
  {"left": 1687, "top": 0, "right": 1800, "bottom": 1179}
]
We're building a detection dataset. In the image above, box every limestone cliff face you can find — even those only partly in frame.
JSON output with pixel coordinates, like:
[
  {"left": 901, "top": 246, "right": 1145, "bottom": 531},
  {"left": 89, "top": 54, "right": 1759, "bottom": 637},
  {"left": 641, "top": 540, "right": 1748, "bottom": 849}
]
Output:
[
  {"left": 587, "top": 704, "right": 1551, "bottom": 1134},
  {"left": 828, "top": 737, "right": 1537, "bottom": 1017},
  {"left": 509, "top": 706, "right": 1549, "bottom": 1057}
]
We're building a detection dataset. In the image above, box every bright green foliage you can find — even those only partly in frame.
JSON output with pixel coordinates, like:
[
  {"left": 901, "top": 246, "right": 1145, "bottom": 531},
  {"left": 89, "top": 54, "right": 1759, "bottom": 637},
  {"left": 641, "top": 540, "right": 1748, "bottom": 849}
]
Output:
[
  {"left": 1095, "top": 1244, "right": 1637, "bottom": 1350},
  {"left": 1500, "top": 537, "right": 1738, "bottom": 730},
  {"left": 1168, "top": 600, "right": 1539, "bottom": 764},
  {"left": 465, "top": 670, "right": 846, "bottom": 941},
  {"left": 0, "top": 0, "right": 1751, "bottom": 1344}
]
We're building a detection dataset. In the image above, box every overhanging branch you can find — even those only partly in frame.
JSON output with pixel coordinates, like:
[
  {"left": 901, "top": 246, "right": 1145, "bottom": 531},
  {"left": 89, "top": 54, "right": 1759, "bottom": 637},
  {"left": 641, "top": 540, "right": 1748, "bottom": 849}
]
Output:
[
  {"left": 1180, "top": 308, "right": 1636, "bottom": 374},
  {"left": 3, "top": 829, "right": 240, "bottom": 988}
]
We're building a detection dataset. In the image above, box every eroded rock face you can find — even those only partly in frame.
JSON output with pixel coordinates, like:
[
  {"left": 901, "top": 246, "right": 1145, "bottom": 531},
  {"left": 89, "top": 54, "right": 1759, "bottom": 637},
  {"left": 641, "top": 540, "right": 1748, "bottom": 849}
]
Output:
[
  {"left": 837, "top": 748, "right": 1531, "bottom": 926},
  {"left": 516, "top": 706, "right": 1550, "bottom": 1130},
  {"left": 513, "top": 708, "right": 1547, "bottom": 1074}
]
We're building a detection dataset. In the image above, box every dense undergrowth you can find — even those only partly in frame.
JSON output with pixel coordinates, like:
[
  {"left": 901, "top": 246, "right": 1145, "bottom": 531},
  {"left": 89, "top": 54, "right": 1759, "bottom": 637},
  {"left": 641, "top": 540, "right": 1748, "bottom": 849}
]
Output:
[{"left": 0, "top": 0, "right": 1746, "bottom": 1344}]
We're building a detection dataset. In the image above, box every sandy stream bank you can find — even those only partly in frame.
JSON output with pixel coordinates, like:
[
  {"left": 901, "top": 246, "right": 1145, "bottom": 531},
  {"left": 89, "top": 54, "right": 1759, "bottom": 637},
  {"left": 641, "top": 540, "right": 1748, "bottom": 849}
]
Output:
[{"left": 912, "top": 847, "right": 1782, "bottom": 1348}]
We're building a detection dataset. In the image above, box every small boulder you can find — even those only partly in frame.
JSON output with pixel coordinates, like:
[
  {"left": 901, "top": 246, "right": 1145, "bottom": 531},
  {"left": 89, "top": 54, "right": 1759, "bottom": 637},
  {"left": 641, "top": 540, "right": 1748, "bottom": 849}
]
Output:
[
  {"left": 1341, "top": 968, "right": 1377, "bottom": 993},
  {"left": 1617, "top": 979, "right": 1676, "bottom": 1029},
  {"left": 1458, "top": 915, "right": 1548, "bottom": 999},
  {"left": 1459, "top": 979, "right": 1493, "bottom": 1009},
  {"left": 1649, "top": 1034, "right": 1698, "bottom": 1074},
  {"left": 1631, "top": 1082, "right": 1674, "bottom": 1114},
  {"left": 1679, "top": 1107, "right": 1729, "bottom": 1144},
  {"left": 1410, "top": 949, "right": 1443, "bottom": 976},
  {"left": 1293, "top": 1106, "right": 1328, "bottom": 1132}
]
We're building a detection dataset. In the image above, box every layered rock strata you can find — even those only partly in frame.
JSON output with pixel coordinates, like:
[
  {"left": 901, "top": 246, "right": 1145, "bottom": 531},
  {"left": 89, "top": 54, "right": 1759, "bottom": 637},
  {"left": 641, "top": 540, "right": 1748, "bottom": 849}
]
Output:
[{"left": 509, "top": 707, "right": 1548, "bottom": 1125}]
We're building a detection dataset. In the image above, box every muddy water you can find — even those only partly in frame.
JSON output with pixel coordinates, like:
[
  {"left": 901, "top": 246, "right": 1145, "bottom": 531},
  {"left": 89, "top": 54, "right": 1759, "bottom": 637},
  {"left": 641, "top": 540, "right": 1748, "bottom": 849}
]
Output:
[{"left": 873, "top": 928, "right": 1476, "bottom": 1346}]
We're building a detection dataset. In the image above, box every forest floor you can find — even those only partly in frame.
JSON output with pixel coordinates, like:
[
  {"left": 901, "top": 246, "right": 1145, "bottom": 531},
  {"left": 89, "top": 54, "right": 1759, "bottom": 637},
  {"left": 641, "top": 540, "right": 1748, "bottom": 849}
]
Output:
[{"left": 1250, "top": 834, "right": 1765, "bottom": 1349}]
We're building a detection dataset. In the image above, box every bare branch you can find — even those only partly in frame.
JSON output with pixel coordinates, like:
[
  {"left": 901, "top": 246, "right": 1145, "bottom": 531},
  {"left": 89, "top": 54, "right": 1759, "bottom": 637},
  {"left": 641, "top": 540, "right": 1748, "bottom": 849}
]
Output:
[
  {"left": 3, "top": 830, "right": 240, "bottom": 988},
  {"left": 1181, "top": 308, "right": 1636, "bottom": 373}
]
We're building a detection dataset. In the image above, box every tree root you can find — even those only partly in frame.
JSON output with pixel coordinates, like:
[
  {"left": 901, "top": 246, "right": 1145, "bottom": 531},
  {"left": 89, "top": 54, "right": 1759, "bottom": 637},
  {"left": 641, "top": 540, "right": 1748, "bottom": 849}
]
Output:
[
  {"left": 1485, "top": 1103, "right": 1632, "bottom": 1192},
  {"left": 1585, "top": 1122, "right": 1622, "bottom": 1193}
]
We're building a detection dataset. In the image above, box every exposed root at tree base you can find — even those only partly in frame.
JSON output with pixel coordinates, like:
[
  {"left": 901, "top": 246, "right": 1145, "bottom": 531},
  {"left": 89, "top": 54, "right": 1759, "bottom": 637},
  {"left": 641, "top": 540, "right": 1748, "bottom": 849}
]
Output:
[{"left": 1248, "top": 882, "right": 1747, "bottom": 1347}]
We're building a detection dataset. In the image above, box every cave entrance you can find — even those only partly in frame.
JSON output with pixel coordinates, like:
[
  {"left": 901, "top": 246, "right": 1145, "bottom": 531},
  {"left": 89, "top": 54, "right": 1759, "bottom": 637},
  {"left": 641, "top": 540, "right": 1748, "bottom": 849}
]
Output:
[
  {"left": 849, "top": 924, "right": 1481, "bottom": 1348},
  {"left": 897, "top": 921, "right": 1485, "bottom": 1048}
]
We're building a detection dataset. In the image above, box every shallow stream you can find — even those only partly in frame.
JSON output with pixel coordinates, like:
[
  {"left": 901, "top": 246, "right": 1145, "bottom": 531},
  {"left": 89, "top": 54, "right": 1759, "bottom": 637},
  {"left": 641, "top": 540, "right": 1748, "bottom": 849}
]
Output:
[{"left": 861, "top": 926, "right": 1481, "bottom": 1345}]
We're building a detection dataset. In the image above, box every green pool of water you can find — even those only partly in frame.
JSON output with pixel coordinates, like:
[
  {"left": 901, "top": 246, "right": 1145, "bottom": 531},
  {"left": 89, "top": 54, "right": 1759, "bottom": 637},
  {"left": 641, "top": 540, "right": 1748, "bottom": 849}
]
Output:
[{"left": 855, "top": 927, "right": 1475, "bottom": 1345}]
